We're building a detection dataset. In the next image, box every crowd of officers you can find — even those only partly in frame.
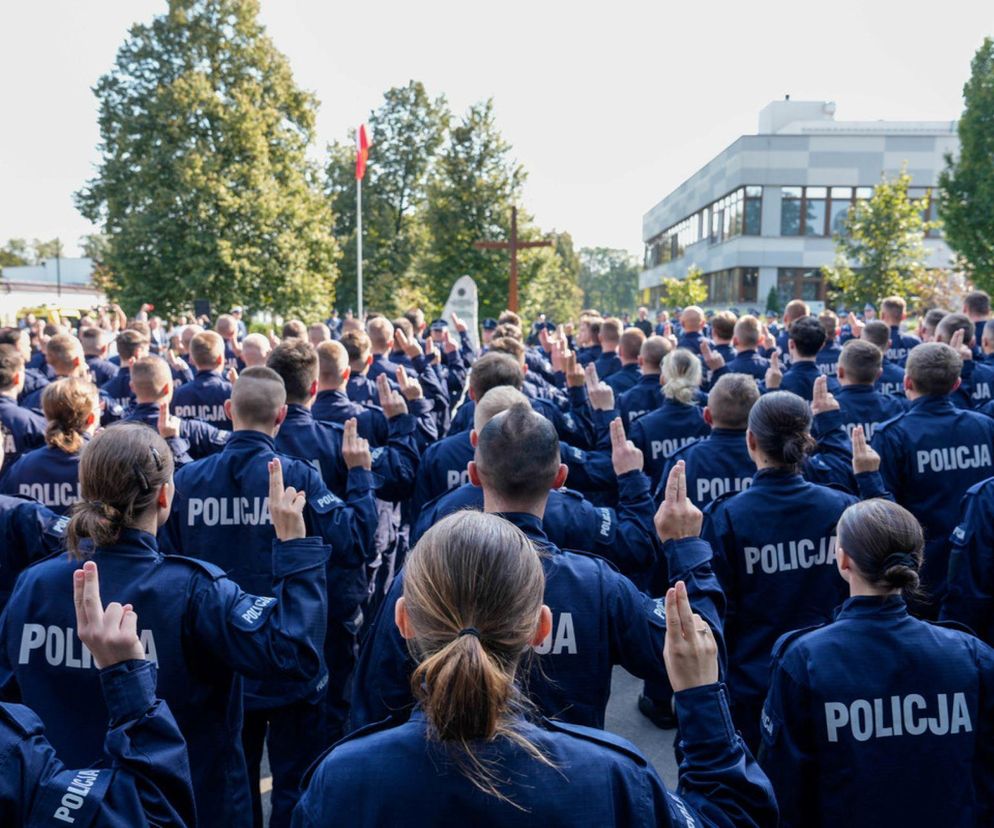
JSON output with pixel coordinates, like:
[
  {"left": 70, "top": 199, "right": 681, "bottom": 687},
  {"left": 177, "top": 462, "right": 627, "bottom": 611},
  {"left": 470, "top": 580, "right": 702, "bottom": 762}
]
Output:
[{"left": 0, "top": 292, "right": 993, "bottom": 827}]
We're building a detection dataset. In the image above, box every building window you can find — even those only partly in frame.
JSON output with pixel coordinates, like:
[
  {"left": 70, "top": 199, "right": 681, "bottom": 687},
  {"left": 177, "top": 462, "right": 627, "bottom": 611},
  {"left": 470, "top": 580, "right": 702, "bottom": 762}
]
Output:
[
  {"left": 745, "top": 186, "right": 762, "bottom": 235},
  {"left": 741, "top": 267, "right": 759, "bottom": 303},
  {"left": 703, "top": 267, "right": 760, "bottom": 305},
  {"left": 781, "top": 187, "right": 803, "bottom": 235},
  {"left": 778, "top": 268, "right": 825, "bottom": 303},
  {"left": 804, "top": 187, "right": 827, "bottom": 236},
  {"left": 829, "top": 187, "right": 852, "bottom": 235}
]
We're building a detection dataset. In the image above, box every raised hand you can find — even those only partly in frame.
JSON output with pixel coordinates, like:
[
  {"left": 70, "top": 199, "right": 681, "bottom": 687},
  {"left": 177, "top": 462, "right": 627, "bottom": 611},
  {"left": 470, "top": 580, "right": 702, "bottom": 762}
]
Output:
[
  {"left": 584, "top": 363, "right": 615, "bottom": 411},
  {"left": 610, "top": 417, "right": 643, "bottom": 476},
  {"left": 441, "top": 330, "right": 458, "bottom": 355},
  {"left": 395, "top": 328, "right": 422, "bottom": 359},
  {"left": 268, "top": 457, "right": 306, "bottom": 541},
  {"left": 765, "top": 351, "right": 782, "bottom": 389},
  {"left": 378, "top": 373, "right": 409, "bottom": 419},
  {"left": 663, "top": 580, "right": 719, "bottom": 693},
  {"left": 341, "top": 418, "right": 372, "bottom": 471},
  {"left": 226, "top": 359, "right": 238, "bottom": 385},
  {"left": 654, "top": 460, "right": 703, "bottom": 544},
  {"left": 810, "top": 374, "right": 839, "bottom": 416},
  {"left": 851, "top": 425, "right": 881, "bottom": 474},
  {"left": 848, "top": 312, "right": 865, "bottom": 338},
  {"left": 564, "top": 352, "right": 584, "bottom": 388},
  {"left": 451, "top": 312, "right": 468, "bottom": 334},
  {"left": 158, "top": 403, "right": 181, "bottom": 439},
  {"left": 396, "top": 366, "right": 423, "bottom": 401},
  {"left": 423, "top": 334, "right": 437, "bottom": 361},
  {"left": 74, "top": 561, "right": 145, "bottom": 670},
  {"left": 949, "top": 327, "right": 973, "bottom": 360},
  {"left": 700, "top": 340, "right": 725, "bottom": 372}
]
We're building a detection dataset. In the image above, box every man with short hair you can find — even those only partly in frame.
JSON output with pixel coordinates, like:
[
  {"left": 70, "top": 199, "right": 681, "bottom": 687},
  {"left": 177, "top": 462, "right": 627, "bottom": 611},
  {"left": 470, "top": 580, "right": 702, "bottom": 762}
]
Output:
[
  {"left": 814, "top": 310, "right": 842, "bottom": 378},
  {"left": 0, "top": 345, "right": 45, "bottom": 484},
  {"left": 871, "top": 342, "right": 994, "bottom": 615},
  {"left": 240, "top": 332, "right": 271, "bottom": 367},
  {"left": 778, "top": 316, "right": 841, "bottom": 401},
  {"left": 776, "top": 299, "right": 810, "bottom": 364},
  {"left": 880, "top": 295, "right": 921, "bottom": 367},
  {"left": 677, "top": 306, "right": 710, "bottom": 355},
  {"left": 170, "top": 331, "right": 233, "bottom": 429},
  {"left": 593, "top": 317, "right": 623, "bottom": 379},
  {"left": 633, "top": 306, "right": 653, "bottom": 338},
  {"left": 308, "top": 323, "right": 331, "bottom": 347},
  {"left": 861, "top": 320, "right": 906, "bottom": 397},
  {"left": 101, "top": 330, "right": 149, "bottom": 411},
  {"left": 618, "top": 335, "right": 670, "bottom": 428},
  {"left": 80, "top": 327, "right": 119, "bottom": 386},
  {"left": 835, "top": 339, "right": 907, "bottom": 440},
  {"left": 214, "top": 313, "right": 243, "bottom": 367},
  {"left": 19, "top": 334, "right": 87, "bottom": 413},
  {"left": 919, "top": 308, "right": 948, "bottom": 343},
  {"left": 964, "top": 289, "right": 991, "bottom": 346},
  {"left": 936, "top": 313, "right": 994, "bottom": 408},
  {"left": 162, "top": 365, "right": 377, "bottom": 827},
  {"left": 604, "top": 328, "right": 645, "bottom": 395},
  {"left": 0, "top": 327, "right": 48, "bottom": 401},
  {"left": 725, "top": 316, "right": 770, "bottom": 380}
]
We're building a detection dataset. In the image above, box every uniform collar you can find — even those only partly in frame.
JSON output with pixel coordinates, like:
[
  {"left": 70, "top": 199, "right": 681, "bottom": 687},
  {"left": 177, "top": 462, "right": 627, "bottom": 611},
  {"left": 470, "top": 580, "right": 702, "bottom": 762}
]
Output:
[
  {"left": 837, "top": 383, "right": 875, "bottom": 395},
  {"left": 751, "top": 467, "right": 804, "bottom": 486},
  {"left": 316, "top": 389, "right": 349, "bottom": 403},
  {"left": 225, "top": 430, "right": 276, "bottom": 451},
  {"left": 638, "top": 372, "right": 661, "bottom": 386},
  {"left": 495, "top": 511, "right": 557, "bottom": 553},
  {"left": 97, "top": 527, "right": 160, "bottom": 559},
  {"left": 788, "top": 360, "right": 819, "bottom": 373},
  {"left": 908, "top": 394, "right": 954, "bottom": 412},
  {"left": 0, "top": 394, "right": 17, "bottom": 408},
  {"left": 734, "top": 349, "right": 757, "bottom": 358},
  {"left": 128, "top": 402, "right": 158, "bottom": 418},
  {"left": 194, "top": 369, "right": 222, "bottom": 381},
  {"left": 835, "top": 594, "right": 908, "bottom": 620},
  {"left": 709, "top": 428, "right": 745, "bottom": 440}
]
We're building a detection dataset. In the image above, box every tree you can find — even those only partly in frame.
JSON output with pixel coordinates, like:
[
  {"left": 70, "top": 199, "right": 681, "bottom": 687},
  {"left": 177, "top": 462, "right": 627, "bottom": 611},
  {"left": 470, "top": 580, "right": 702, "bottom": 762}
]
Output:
[
  {"left": 327, "top": 81, "right": 449, "bottom": 314},
  {"left": 578, "top": 247, "right": 639, "bottom": 314},
  {"left": 520, "top": 231, "right": 583, "bottom": 324},
  {"left": 822, "top": 170, "right": 932, "bottom": 307},
  {"left": 939, "top": 37, "right": 994, "bottom": 292},
  {"left": 765, "top": 285, "right": 782, "bottom": 315},
  {"left": 421, "top": 99, "right": 527, "bottom": 319},
  {"left": 662, "top": 265, "right": 708, "bottom": 308},
  {"left": 75, "top": 0, "right": 337, "bottom": 318},
  {"left": 0, "top": 239, "right": 30, "bottom": 269}
]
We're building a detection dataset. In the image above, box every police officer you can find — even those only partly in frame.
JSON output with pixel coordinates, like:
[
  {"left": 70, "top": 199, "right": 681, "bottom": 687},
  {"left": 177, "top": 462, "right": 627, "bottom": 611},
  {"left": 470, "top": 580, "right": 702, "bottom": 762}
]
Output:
[
  {"left": 576, "top": 316, "right": 603, "bottom": 366},
  {"left": 0, "top": 378, "right": 98, "bottom": 514},
  {"left": 880, "top": 295, "right": 921, "bottom": 367},
  {"left": 1, "top": 561, "right": 197, "bottom": 826},
  {"left": 0, "top": 327, "right": 49, "bottom": 401},
  {"left": 101, "top": 330, "right": 149, "bottom": 411},
  {"left": 702, "top": 391, "right": 883, "bottom": 750},
  {"left": 935, "top": 313, "right": 994, "bottom": 408},
  {"left": 592, "top": 317, "right": 623, "bottom": 379},
  {"left": 834, "top": 340, "right": 907, "bottom": 440},
  {"left": 777, "top": 316, "right": 841, "bottom": 401},
  {"left": 122, "top": 356, "right": 229, "bottom": 464},
  {"left": 724, "top": 316, "right": 771, "bottom": 380},
  {"left": 352, "top": 405, "right": 726, "bottom": 731},
  {"left": 18, "top": 333, "right": 87, "bottom": 413},
  {"left": 814, "top": 309, "right": 842, "bottom": 377},
  {"left": 295, "top": 511, "right": 777, "bottom": 828},
  {"left": 760, "top": 499, "right": 994, "bottom": 828},
  {"left": 675, "top": 307, "right": 710, "bottom": 355},
  {"left": 159, "top": 366, "right": 377, "bottom": 827},
  {"left": 170, "top": 330, "right": 234, "bottom": 429},
  {"left": 618, "top": 335, "right": 669, "bottom": 429},
  {"left": 80, "top": 326, "right": 120, "bottom": 386},
  {"left": 861, "top": 320, "right": 906, "bottom": 398},
  {"left": 630, "top": 349, "right": 711, "bottom": 491},
  {"left": 0, "top": 423, "right": 331, "bottom": 827},
  {"left": 775, "top": 300, "right": 810, "bottom": 367},
  {"left": 871, "top": 342, "right": 994, "bottom": 615},
  {"left": 0, "top": 345, "right": 46, "bottom": 486},
  {"left": 943, "top": 475, "right": 994, "bottom": 647}
]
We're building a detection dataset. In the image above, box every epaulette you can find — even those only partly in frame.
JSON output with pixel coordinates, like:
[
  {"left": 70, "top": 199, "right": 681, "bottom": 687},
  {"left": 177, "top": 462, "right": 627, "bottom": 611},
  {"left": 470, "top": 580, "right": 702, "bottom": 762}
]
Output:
[
  {"left": 300, "top": 710, "right": 411, "bottom": 788},
  {"left": 542, "top": 717, "right": 648, "bottom": 766},
  {"left": 164, "top": 553, "right": 227, "bottom": 580},
  {"left": 927, "top": 618, "right": 977, "bottom": 637},
  {"left": 558, "top": 545, "right": 620, "bottom": 571},
  {"left": 0, "top": 702, "right": 43, "bottom": 738},
  {"left": 770, "top": 623, "right": 827, "bottom": 661},
  {"left": 702, "top": 490, "right": 737, "bottom": 514},
  {"left": 553, "top": 486, "right": 586, "bottom": 503}
]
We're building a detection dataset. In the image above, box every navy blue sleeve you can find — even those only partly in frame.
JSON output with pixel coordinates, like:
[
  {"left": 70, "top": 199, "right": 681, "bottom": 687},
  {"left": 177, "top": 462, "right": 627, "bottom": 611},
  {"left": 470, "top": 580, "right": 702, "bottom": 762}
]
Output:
[
  {"left": 181, "top": 418, "right": 229, "bottom": 460},
  {"left": 559, "top": 444, "right": 616, "bottom": 497},
  {"left": 674, "top": 683, "right": 779, "bottom": 828},
  {"left": 942, "top": 487, "right": 994, "bottom": 646},
  {"left": 304, "top": 467, "right": 378, "bottom": 568},
  {"left": 369, "top": 413, "right": 420, "bottom": 503},
  {"left": 186, "top": 537, "right": 330, "bottom": 682},
  {"left": 661, "top": 538, "right": 728, "bottom": 672},
  {"left": 5, "top": 659, "right": 196, "bottom": 827},
  {"left": 572, "top": 472, "right": 658, "bottom": 575}
]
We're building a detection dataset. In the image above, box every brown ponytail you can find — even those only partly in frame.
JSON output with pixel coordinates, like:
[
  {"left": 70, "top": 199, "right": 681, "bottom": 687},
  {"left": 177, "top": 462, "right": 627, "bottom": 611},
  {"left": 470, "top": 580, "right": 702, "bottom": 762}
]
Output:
[
  {"left": 837, "top": 499, "right": 925, "bottom": 597},
  {"left": 42, "top": 377, "right": 99, "bottom": 454},
  {"left": 67, "top": 422, "right": 174, "bottom": 557},
  {"left": 404, "top": 511, "right": 548, "bottom": 803}
]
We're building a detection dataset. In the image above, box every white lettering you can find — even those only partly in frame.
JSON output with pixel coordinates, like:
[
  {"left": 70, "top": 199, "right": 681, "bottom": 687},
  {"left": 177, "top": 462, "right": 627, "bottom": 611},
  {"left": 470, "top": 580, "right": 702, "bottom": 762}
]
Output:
[
  {"left": 533, "top": 612, "right": 577, "bottom": 655},
  {"left": 824, "top": 693, "right": 972, "bottom": 741},
  {"left": 186, "top": 497, "right": 271, "bottom": 527},
  {"left": 916, "top": 444, "right": 992, "bottom": 474}
]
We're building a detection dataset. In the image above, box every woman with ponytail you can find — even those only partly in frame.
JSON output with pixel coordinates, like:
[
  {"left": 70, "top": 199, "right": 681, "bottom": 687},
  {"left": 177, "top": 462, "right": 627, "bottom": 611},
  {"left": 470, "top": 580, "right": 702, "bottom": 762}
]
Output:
[
  {"left": 0, "top": 422, "right": 333, "bottom": 827},
  {"left": 295, "top": 510, "right": 778, "bottom": 828},
  {"left": 701, "top": 387, "right": 876, "bottom": 751},
  {"left": 0, "top": 377, "right": 98, "bottom": 514},
  {"left": 760, "top": 499, "right": 994, "bottom": 827}
]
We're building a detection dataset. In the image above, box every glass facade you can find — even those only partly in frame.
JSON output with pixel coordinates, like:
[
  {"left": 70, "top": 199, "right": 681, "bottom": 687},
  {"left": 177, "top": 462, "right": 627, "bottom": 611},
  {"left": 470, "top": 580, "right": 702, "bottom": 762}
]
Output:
[
  {"left": 778, "top": 268, "right": 826, "bottom": 303},
  {"left": 706, "top": 267, "right": 759, "bottom": 305},
  {"left": 781, "top": 185, "right": 872, "bottom": 237}
]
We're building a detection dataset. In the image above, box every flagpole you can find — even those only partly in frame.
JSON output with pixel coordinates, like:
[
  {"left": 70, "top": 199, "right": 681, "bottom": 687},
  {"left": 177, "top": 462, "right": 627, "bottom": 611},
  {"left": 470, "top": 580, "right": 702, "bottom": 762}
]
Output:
[{"left": 356, "top": 174, "right": 363, "bottom": 319}]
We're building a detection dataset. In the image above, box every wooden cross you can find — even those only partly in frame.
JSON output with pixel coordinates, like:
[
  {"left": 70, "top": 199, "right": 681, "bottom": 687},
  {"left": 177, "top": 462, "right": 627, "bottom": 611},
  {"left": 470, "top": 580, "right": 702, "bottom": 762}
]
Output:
[{"left": 474, "top": 206, "right": 553, "bottom": 312}]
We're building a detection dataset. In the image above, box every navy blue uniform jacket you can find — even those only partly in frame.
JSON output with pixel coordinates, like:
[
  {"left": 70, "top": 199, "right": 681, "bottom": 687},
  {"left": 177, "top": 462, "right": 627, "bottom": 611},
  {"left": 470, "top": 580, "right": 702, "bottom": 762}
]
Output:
[
  {"left": 630, "top": 398, "right": 711, "bottom": 490},
  {"left": 171, "top": 369, "right": 233, "bottom": 429},
  {"left": 0, "top": 444, "right": 81, "bottom": 515},
  {"left": 618, "top": 372, "right": 662, "bottom": 429},
  {"left": 943, "top": 477, "right": 994, "bottom": 646}
]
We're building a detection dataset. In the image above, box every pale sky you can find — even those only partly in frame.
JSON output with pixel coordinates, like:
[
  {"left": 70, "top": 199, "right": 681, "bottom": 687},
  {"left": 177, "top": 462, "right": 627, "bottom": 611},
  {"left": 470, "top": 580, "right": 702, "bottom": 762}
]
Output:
[{"left": 1, "top": 0, "right": 991, "bottom": 258}]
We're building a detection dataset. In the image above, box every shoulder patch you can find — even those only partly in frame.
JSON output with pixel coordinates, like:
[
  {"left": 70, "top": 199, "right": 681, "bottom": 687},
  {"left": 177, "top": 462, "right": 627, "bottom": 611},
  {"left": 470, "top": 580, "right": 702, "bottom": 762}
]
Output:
[
  {"left": 165, "top": 554, "right": 227, "bottom": 580},
  {"left": 230, "top": 593, "right": 278, "bottom": 631},
  {"left": 0, "top": 701, "right": 43, "bottom": 737},
  {"left": 542, "top": 718, "right": 648, "bottom": 766}
]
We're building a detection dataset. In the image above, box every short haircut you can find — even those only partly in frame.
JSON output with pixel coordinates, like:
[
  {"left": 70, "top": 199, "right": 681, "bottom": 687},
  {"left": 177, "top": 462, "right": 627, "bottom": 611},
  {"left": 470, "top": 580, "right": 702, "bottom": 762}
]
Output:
[
  {"left": 860, "top": 320, "right": 891, "bottom": 351},
  {"left": 784, "top": 299, "right": 810, "bottom": 323},
  {"left": 640, "top": 335, "right": 671, "bottom": 371},
  {"left": 474, "top": 386, "right": 529, "bottom": 432},
  {"left": 341, "top": 330, "right": 371, "bottom": 369},
  {"left": 45, "top": 334, "right": 82, "bottom": 374},
  {"left": 965, "top": 290, "right": 991, "bottom": 317},
  {"left": 392, "top": 318, "right": 414, "bottom": 339},
  {"left": 128, "top": 320, "right": 150, "bottom": 337},
  {"left": 267, "top": 339, "right": 318, "bottom": 403},
  {"left": 0, "top": 327, "right": 25, "bottom": 348},
  {"left": 231, "top": 366, "right": 287, "bottom": 426},
  {"left": 839, "top": 339, "right": 882, "bottom": 385},
  {"left": 789, "top": 315, "right": 826, "bottom": 357},
  {"left": 475, "top": 403, "right": 560, "bottom": 500},
  {"left": 905, "top": 342, "right": 961, "bottom": 396},
  {"left": 282, "top": 319, "right": 307, "bottom": 340},
  {"left": 0, "top": 344, "right": 24, "bottom": 390},
  {"left": 317, "top": 340, "right": 349, "bottom": 384},
  {"left": 710, "top": 311, "right": 737, "bottom": 340},
  {"left": 130, "top": 356, "right": 171, "bottom": 400},
  {"left": 707, "top": 373, "right": 759, "bottom": 429},
  {"left": 599, "top": 318, "right": 622, "bottom": 344},
  {"left": 116, "top": 329, "right": 148, "bottom": 361},
  {"left": 214, "top": 314, "right": 236, "bottom": 337},
  {"left": 469, "top": 352, "right": 524, "bottom": 399},
  {"left": 936, "top": 312, "right": 974, "bottom": 346},
  {"left": 923, "top": 308, "right": 948, "bottom": 335},
  {"left": 367, "top": 317, "right": 394, "bottom": 351},
  {"left": 240, "top": 333, "right": 270, "bottom": 366},
  {"left": 491, "top": 322, "right": 522, "bottom": 341},
  {"left": 587, "top": 319, "right": 602, "bottom": 340},
  {"left": 619, "top": 328, "right": 645, "bottom": 360},
  {"left": 733, "top": 315, "right": 761, "bottom": 348},
  {"left": 189, "top": 331, "right": 224, "bottom": 370},
  {"left": 497, "top": 310, "right": 522, "bottom": 327},
  {"left": 79, "top": 327, "right": 105, "bottom": 354},
  {"left": 488, "top": 336, "right": 525, "bottom": 365},
  {"left": 818, "top": 310, "right": 838, "bottom": 343},
  {"left": 880, "top": 296, "right": 906, "bottom": 321},
  {"left": 308, "top": 323, "right": 331, "bottom": 344},
  {"left": 404, "top": 307, "right": 425, "bottom": 330}
]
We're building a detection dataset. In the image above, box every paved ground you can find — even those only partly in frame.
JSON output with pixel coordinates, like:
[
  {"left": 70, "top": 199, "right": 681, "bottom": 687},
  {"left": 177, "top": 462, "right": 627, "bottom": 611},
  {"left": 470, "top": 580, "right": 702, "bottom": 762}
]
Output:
[{"left": 260, "top": 667, "right": 678, "bottom": 823}]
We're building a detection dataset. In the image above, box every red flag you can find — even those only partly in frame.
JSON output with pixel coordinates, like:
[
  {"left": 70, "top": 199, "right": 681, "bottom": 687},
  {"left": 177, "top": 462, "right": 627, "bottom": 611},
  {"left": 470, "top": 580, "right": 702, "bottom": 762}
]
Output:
[{"left": 355, "top": 124, "right": 370, "bottom": 181}]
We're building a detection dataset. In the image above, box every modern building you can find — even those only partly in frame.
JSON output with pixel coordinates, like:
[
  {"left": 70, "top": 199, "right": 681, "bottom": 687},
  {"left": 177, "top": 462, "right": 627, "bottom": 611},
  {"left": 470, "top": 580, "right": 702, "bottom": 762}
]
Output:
[{"left": 639, "top": 100, "right": 959, "bottom": 312}]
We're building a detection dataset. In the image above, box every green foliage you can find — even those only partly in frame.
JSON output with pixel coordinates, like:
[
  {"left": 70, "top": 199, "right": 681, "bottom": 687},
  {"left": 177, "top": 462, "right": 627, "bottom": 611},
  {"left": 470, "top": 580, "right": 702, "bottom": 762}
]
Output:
[
  {"left": 0, "top": 239, "right": 31, "bottom": 269},
  {"left": 327, "top": 81, "right": 449, "bottom": 314},
  {"left": 822, "top": 170, "right": 932, "bottom": 307},
  {"left": 75, "top": 0, "right": 337, "bottom": 318},
  {"left": 421, "top": 99, "right": 528, "bottom": 319},
  {"left": 578, "top": 247, "right": 639, "bottom": 314},
  {"left": 939, "top": 37, "right": 994, "bottom": 291},
  {"left": 662, "top": 265, "right": 708, "bottom": 308},
  {"left": 765, "top": 285, "right": 781, "bottom": 315},
  {"left": 520, "top": 231, "right": 583, "bottom": 324}
]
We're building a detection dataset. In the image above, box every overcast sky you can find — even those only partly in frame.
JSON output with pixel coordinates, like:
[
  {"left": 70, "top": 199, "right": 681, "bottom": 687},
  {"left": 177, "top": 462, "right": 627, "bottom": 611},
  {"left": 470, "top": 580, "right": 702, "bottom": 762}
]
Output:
[{"left": 1, "top": 0, "right": 990, "bottom": 258}]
